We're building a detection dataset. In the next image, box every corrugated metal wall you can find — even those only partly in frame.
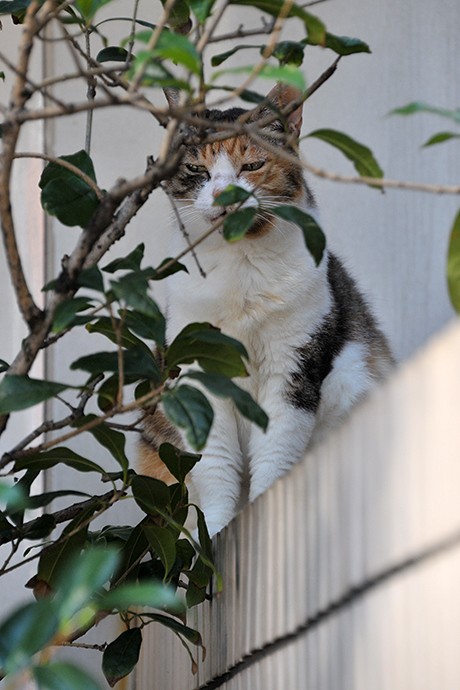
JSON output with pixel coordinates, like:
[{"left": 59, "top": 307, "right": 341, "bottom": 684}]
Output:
[{"left": 136, "top": 321, "right": 460, "bottom": 689}]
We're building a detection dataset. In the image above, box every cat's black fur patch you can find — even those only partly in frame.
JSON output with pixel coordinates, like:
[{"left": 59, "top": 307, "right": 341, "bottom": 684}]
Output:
[{"left": 287, "top": 254, "right": 383, "bottom": 412}]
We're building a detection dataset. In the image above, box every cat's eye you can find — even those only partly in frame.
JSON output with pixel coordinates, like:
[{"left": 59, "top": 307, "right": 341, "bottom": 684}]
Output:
[
  {"left": 241, "top": 160, "right": 265, "bottom": 172},
  {"left": 186, "top": 163, "right": 208, "bottom": 174}
]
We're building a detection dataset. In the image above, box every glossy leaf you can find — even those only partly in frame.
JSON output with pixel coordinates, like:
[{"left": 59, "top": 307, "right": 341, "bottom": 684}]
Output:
[
  {"left": 25, "top": 489, "right": 89, "bottom": 510},
  {"left": 228, "top": 0, "right": 325, "bottom": 45},
  {"left": 307, "top": 128, "right": 384, "bottom": 179},
  {"left": 132, "top": 475, "right": 170, "bottom": 514},
  {"left": 163, "top": 385, "right": 214, "bottom": 450},
  {"left": 102, "top": 243, "right": 145, "bottom": 273},
  {"left": 110, "top": 270, "right": 161, "bottom": 319},
  {"left": 211, "top": 44, "right": 258, "bottom": 67},
  {"left": 53, "top": 547, "right": 120, "bottom": 620},
  {"left": 102, "top": 628, "right": 142, "bottom": 688},
  {"left": 186, "top": 371, "right": 268, "bottom": 430},
  {"left": 74, "top": 0, "right": 114, "bottom": 21},
  {"left": 76, "top": 415, "right": 129, "bottom": 476},
  {"left": 272, "top": 40, "right": 305, "bottom": 66},
  {"left": 101, "top": 581, "right": 183, "bottom": 612},
  {"left": 124, "top": 308, "right": 166, "bottom": 346},
  {"left": 39, "top": 150, "right": 99, "bottom": 228},
  {"left": 135, "top": 30, "right": 201, "bottom": 76},
  {"left": 113, "top": 521, "right": 149, "bottom": 582},
  {"left": 0, "top": 375, "right": 69, "bottom": 414},
  {"left": 51, "top": 297, "right": 94, "bottom": 333},
  {"left": 213, "top": 184, "right": 253, "bottom": 206},
  {"left": 213, "top": 63, "right": 306, "bottom": 91},
  {"left": 34, "top": 661, "right": 102, "bottom": 690},
  {"left": 37, "top": 506, "right": 98, "bottom": 587},
  {"left": 144, "top": 524, "right": 176, "bottom": 576},
  {"left": 273, "top": 205, "right": 326, "bottom": 265},
  {"left": 77, "top": 265, "right": 104, "bottom": 292},
  {"left": 158, "top": 442, "right": 201, "bottom": 484},
  {"left": 160, "top": 0, "right": 191, "bottom": 32},
  {"left": 22, "top": 514, "right": 56, "bottom": 540},
  {"left": 96, "top": 46, "right": 129, "bottom": 63},
  {"left": 0, "top": 358, "right": 9, "bottom": 373},
  {"left": 143, "top": 612, "right": 204, "bottom": 649},
  {"left": 0, "top": 600, "right": 59, "bottom": 674},
  {"left": 0, "top": 0, "right": 30, "bottom": 14},
  {"left": 189, "top": 0, "right": 215, "bottom": 22},
  {"left": 223, "top": 207, "right": 257, "bottom": 242},
  {"left": 447, "top": 209, "right": 460, "bottom": 314},
  {"left": 14, "top": 447, "right": 106, "bottom": 475},
  {"left": 422, "top": 131, "right": 460, "bottom": 147},
  {"left": 321, "top": 33, "right": 371, "bottom": 56},
  {"left": 150, "top": 257, "right": 188, "bottom": 280},
  {"left": 389, "top": 101, "right": 460, "bottom": 124},
  {"left": 71, "top": 345, "right": 160, "bottom": 381},
  {"left": 86, "top": 316, "right": 146, "bottom": 349},
  {"left": 166, "top": 322, "right": 248, "bottom": 377}
]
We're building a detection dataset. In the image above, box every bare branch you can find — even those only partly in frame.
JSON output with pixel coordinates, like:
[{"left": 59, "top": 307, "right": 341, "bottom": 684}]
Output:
[{"left": 13, "top": 152, "right": 104, "bottom": 199}]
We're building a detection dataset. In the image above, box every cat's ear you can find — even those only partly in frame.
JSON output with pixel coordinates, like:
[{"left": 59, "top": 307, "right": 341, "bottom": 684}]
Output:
[
  {"left": 163, "top": 88, "right": 181, "bottom": 109},
  {"left": 265, "top": 83, "right": 304, "bottom": 137}
]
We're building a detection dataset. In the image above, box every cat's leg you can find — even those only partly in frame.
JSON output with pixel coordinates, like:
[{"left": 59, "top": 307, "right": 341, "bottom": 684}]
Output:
[
  {"left": 248, "top": 379, "right": 316, "bottom": 502},
  {"left": 188, "top": 398, "right": 244, "bottom": 537}
]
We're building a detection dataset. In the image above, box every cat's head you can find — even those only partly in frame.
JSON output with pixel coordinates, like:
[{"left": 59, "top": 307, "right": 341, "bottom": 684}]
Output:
[{"left": 164, "top": 84, "right": 313, "bottom": 238}]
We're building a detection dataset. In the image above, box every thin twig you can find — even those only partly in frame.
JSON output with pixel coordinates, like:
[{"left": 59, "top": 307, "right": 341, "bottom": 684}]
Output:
[{"left": 13, "top": 152, "right": 104, "bottom": 199}]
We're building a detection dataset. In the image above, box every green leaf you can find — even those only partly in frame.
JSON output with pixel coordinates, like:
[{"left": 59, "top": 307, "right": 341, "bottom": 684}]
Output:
[
  {"left": 71, "top": 345, "right": 160, "bottom": 381},
  {"left": 160, "top": 0, "right": 191, "bottom": 32},
  {"left": 166, "top": 323, "right": 248, "bottom": 377},
  {"left": 389, "top": 101, "right": 460, "bottom": 124},
  {"left": 34, "top": 662, "right": 102, "bottom": 690},
  {"left": 321, "top": 33, "right": 371, "bottom": 56},
  {"left": 86, "top": 316, "right": 147, "bottom": 349},
  {"left": 185, "top": 371, "right": 269, "bottom": 430},
  {"left": 74, "top": 0, "right": 114, "bottom": 22},
  {"left": 0, "top": 375, "right": 69, "bottom": 414},
  {"left": 102, "top": 243, "right": 145, "bottom": 273},
  {"left": 213, "top": 184, "right": 253, "bottom": 206},
  {"left": 102, "top": 628, "right": 142, "bottom": 688},
  {"left": 271, "top": 40, "right": 305, "bottom": 66},
  {"left": 211, "top": 44, "right": 258, "bottom": 68},
  {"left": 143, "top": 524, "right": 176, "bottom": 576},
  {"left": 124, "top": 308, "right": 166, "bottom": 346},
  {"left": 228, "top": 0, "right": 325, "bottom": 44},
  {"left": 0, "top": 358, "right": 9, "bottom": 373},
  {"left": 216, "top": 85, "right": 265, "bottom": 104},
  {"left": 150, "top": 257, "right": 188, "bottom": 280},
  {"left": 158, "top": 443, "right": 201, "bottom": 484},
  {"left": 53, "top": 547, "right": 120, "bottom": 620},
  {"left": 0, "top": 0, "right": 30, "bottom": 15},
  {"left": 101, "top": 581, "right": 183, "bottom": 612},
  {"left": 163, "top": 385, "right": 213, "bottom": 450},
  {"left": 113, "top": 521, "right": 149, "bottom": 582},
  {"left": 135, "top": 30, "right": 201, "bottom": 76},
  {"left": 37, "top": 505, "right": 99, "bottom": 587},
  {"left": 142, "top": 612, "right": 204, "bottom": 645},
  {"left": 422, "top": 131, "right": 460, "bottom": 147},
  {"left": 25, "top": 489, "right": 90, "bottom": 511},
  {"left": 307, "top": 128, "right": 384, "bottom": 179},
  {"left": 447, "top": 209, "right": 460, "bottom": 314},
  {"left": 223, "top": 207, "right": 257, "bottom": 242},
  {"left": 0, "top": 601, "right": 59, "bottom": 674},
  {"left": 110, "top": 270, "right": 161, "bottom": 318},
  {"left": 76, "top": 415, "right": 129, "bottom": 476},
  {"left": 52, "top": 297, "right": 94, "bottom": 333},
  {"left": 22, "top": 514, "right": 57, "bottom": 540},
  {"left": 14, "top": 447, "right": 106, "bottom": 475},
  {"left": 131, "top": 475, "right": 170, "bottom": 514},
  {"left": 212, "top": 63, "right": 306, "bottom": 91},
  {"left": 77, "top": 265, "right": 104, "bottom": 292},
  {"left": 96, "top": 46, "right": 129, "bottom": 63},
  {"left": 272, "top": 205, "right": 326, "bottom": 265},
  {"left": 189, "top": 0, "right": 215, "bottom": 23},
  {"left": 39, "top": 150, "right": 99, "bottom": 228}
]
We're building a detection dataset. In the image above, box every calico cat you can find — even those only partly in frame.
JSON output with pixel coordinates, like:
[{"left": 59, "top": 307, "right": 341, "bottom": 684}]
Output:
[{"left": 140, "top": 83, "right": 394, "bottom": 537}]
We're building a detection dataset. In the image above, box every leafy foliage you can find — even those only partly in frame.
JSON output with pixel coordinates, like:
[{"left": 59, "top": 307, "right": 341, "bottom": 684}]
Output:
[{"left": 1, "top": 0, "right": 455, "bottom": 688}]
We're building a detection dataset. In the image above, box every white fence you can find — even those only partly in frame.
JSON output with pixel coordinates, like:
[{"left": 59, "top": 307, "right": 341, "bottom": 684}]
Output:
[{"left": 137, "top": 320, "right": 460, "bottom": 689}]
